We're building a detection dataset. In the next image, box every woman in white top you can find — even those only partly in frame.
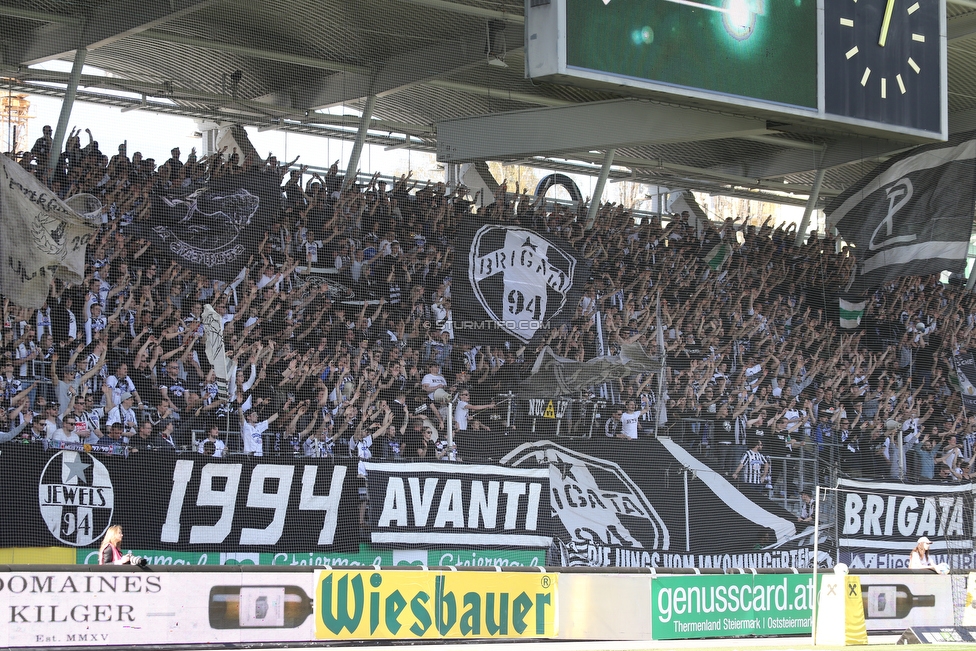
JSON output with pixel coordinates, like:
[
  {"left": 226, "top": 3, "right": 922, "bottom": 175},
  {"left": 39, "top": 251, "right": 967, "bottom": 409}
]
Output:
[{"left": 908, "top": 536, "right": 939, "bottom": 571}]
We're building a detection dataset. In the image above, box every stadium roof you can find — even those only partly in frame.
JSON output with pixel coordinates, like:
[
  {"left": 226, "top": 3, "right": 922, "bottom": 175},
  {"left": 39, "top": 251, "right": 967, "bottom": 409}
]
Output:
[{"left": 2, "top": 0, "right": 976, "bottom": 207}]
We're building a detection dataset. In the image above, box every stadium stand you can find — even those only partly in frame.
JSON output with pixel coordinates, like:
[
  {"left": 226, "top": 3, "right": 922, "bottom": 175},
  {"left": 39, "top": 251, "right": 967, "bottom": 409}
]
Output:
[{"left": 1, "top": 131, "right": 972, "bottom": 507}]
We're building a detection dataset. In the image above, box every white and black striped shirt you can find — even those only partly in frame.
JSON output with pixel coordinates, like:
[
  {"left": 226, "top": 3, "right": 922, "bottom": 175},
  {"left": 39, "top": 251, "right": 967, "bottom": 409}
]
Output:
[{"left": 738, "top": 449, "right": 766, "bottom": 485}]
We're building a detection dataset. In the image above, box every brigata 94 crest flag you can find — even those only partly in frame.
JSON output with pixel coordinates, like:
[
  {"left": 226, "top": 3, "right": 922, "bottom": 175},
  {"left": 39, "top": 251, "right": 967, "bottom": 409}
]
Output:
[
  {"left": 452, "top": 221, "right": 589, "bottom": 345},
  {"left": 826, "top": 131, "right": 976, "bottom": 295}
]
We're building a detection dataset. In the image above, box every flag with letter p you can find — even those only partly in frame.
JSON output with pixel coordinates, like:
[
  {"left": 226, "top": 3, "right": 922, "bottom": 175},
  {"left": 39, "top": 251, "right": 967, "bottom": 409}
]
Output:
[{"left": 826, "top": 131, "right": 976, "bottom": 295}]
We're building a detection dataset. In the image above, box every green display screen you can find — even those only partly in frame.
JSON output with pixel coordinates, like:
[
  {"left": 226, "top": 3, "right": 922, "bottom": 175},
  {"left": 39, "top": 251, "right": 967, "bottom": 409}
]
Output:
[{"left": 565, "top": 0, "right": 818, "bottom": 109}]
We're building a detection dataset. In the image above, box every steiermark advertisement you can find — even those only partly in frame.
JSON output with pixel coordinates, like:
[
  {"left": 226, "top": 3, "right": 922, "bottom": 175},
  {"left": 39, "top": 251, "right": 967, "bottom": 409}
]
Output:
[
  {"left": 76, "top": 546, "right": 544, "bottom": 568},
  {"left": 652, "top": 574, "right": 814, "bottom": 640}
]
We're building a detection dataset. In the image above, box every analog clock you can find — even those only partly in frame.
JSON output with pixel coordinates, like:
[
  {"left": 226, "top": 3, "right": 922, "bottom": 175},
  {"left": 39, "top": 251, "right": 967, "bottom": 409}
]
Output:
[{"left": 824, "top": 0, "right": 942, "bottom": 133}]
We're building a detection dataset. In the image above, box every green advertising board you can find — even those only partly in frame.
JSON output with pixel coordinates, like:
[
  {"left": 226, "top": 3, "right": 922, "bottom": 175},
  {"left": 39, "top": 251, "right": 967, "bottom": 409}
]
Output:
[
  {"left": 651, "top": 574, "right": 814, "bottom": 640},
  {"left": 76, "top": 545, "right": 545, "bottom": 568}
]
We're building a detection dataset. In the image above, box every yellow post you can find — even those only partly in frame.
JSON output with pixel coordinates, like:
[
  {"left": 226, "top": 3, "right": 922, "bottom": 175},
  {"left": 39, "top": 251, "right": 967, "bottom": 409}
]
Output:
[{"left": 816, "top": 573, "right": 868, "bottom": 646}]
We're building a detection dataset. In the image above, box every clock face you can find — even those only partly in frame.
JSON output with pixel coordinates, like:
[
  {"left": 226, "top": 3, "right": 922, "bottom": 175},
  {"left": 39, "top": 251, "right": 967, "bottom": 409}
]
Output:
[{"left": 824, "top": 0, "right": 942, "bottom": 133}]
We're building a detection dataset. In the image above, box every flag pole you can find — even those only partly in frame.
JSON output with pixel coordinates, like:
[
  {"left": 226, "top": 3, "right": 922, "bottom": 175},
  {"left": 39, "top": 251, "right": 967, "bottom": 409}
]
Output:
[
  {"left": 812, "top": 484, "right": 821, "bottom": 646},
  {"left": 655, "top": 288, "right": 666, "bottom": 438}
]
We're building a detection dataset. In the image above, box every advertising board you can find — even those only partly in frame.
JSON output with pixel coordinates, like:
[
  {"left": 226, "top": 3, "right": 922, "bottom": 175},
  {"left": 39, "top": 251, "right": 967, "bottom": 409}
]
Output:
[
  {"left": 650, "top": 573, "right": 813, "bottom": 640},
  {"left": 74, "top": 546, "right": 546, "bottom": 568},
  {"left": 314, "top": 569, "right": 557, "bottom": 639},
  {"left": 650, "top": 573, "right": 953, "bottom": 639},
  {"left": 0, "top": 571, "right": 317, "bottom": 648}
]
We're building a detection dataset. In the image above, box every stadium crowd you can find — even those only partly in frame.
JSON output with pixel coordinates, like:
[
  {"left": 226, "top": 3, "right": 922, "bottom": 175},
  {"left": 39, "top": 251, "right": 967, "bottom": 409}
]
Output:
[{"left": 2, "top": 125, "right": 976, "bottom": 494}]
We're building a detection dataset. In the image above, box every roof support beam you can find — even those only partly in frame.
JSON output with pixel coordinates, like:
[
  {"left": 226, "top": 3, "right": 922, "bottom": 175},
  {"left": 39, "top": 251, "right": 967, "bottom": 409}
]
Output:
[
  {"left": 706, "top": 134, "right": 912, "bottom": 180},
  {"left": 396, "top": 0, "right": 523, "bottom": 24},
  {"left": 49, "top": 48, "right": 87, "bottom": 176},
  {"left": 585, "top": 149, "right": 616, "bottom": 230},
  {"left": 139, "top": 30, "right": 371, "bottom": 75},
  {"left": 4, "top": 0, "right": 219, "bottom": 65},
  {"left": 256, "top": 30, "right": 491, "bottom": 110},
  {"left": 436, "top": 99, "right": 768, "bottom": 163},
  {"left": 567, "top": 151, "right": 840, "bottom": 197},
  {"left": 343, "top": 94, "right": 377, "bottom": 190},
  {"left": 795, "top": 166, "right": 826, "bottom": 246}
]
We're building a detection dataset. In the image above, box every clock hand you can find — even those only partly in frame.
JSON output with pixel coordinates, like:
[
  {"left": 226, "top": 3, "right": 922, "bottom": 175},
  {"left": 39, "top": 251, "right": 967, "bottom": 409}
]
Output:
[{"left": 879, "top": 0, "right": 897, "bottom": 47}]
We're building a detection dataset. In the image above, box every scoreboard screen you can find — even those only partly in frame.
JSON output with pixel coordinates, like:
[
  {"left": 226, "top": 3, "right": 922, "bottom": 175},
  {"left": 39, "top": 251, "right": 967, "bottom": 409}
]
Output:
[
  {"left": 525, "top": 0, "right": 947, "bottom": 140},
  {"left": 565, "top": 0, "right": 817, "bottom": 109}
]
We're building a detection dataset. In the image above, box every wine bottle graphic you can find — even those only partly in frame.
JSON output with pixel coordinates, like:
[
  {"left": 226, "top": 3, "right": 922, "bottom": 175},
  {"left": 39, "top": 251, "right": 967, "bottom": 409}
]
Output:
[
  {"left": 209, "top": 585, "right": 313, "bottom": 629},
  {"left": 862, "top": 584, "right": 935, "bottom": 619}
]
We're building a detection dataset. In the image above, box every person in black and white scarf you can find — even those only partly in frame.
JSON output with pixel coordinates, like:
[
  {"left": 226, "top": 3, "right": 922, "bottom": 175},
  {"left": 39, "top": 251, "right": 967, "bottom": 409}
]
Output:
[
  {"left": 797, "top": 489, "right": 815, "bottom": 524},
  {"left": 105, "top": 392, "right": 138, "bottom": 437}
]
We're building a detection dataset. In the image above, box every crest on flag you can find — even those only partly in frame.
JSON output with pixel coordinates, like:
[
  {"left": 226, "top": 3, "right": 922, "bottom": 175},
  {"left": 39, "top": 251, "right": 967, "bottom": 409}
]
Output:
[
  {"left": 0, "top": 157, "right": 100, "bottom": 308},
  {"left": 38, "top": 450, "right": 114, "bottom": 546},
  {"left": 145, "top": 169, "right": 278, "bottom": 281},
  {"left": 455, "top": 223, "right": 588, "bottom": 344}
]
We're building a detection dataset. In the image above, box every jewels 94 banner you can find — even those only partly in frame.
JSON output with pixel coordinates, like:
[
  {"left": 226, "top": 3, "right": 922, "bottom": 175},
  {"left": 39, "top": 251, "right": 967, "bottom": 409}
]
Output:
[{"left": 0, "top": 445, "right": 359, "bottom": 553}]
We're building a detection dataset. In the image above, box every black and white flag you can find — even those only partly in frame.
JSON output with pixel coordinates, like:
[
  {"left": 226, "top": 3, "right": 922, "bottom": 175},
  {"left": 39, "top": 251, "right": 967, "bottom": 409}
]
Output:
[
  {"left": 954, "top": 353, "right": 976, "bottom": 413},
  {"left": 826, "top": 131, "right": 976, "bottom": 294},
  {"left": 520, "top": 342, "right": 661, "bottom": 397},
  {"left": 146, "top": 169, "right": 279, "bottom": 281},
  {"left": 0, "top": 157, "right": 101, "bottom": 308},
  {"left": 202, "top": 304, "right": 229, "bottom": 400},
  {"left": 452, "top": 221, "right": 590, "bottom": 345}
]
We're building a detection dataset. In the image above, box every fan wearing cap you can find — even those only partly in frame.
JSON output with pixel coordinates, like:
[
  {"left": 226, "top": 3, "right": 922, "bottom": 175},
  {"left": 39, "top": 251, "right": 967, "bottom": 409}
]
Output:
[
  {"left": 105, "top": 392, "right": 138, "bottom": 437},
  {"left": 909, "top": 536, "right": 940, "bottom": 571}
]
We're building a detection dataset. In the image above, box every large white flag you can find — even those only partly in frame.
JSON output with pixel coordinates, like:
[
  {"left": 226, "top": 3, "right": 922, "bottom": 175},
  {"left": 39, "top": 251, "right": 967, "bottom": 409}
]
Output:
[
  {"left": 0, "top": 156, "right": 100, "bottom": 308},
  {"left": 202, "top": 304, "right": 229, "bottom": 400}
]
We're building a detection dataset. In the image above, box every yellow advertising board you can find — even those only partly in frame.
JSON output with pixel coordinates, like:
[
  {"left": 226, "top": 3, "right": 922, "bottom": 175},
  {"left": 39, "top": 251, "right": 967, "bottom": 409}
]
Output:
[
  {"left": 0, "top": 547, "right": 75, "bottom": 564},
  {"left": 314, "top": 570, "right": 557, "bottom": 639}
]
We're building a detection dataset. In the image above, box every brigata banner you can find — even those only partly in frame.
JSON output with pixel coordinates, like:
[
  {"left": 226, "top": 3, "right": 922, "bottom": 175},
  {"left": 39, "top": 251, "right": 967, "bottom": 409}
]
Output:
[
  {"left": 651, "top": 574, "right": 813, "bottom": 640},
  {"left": 313, "top": 570, "right": 557, "bottom": 639},
  {"left": 836, "top": 479, "right": 976, "bottom": 569},
  {"left": 452, "top": 220, "right": 590, "bottom": 345}
]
